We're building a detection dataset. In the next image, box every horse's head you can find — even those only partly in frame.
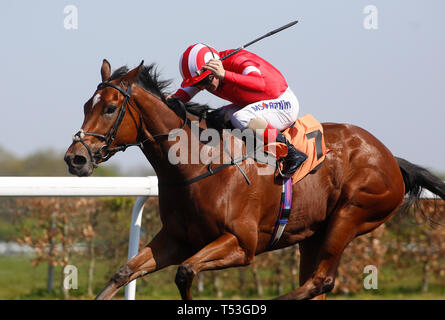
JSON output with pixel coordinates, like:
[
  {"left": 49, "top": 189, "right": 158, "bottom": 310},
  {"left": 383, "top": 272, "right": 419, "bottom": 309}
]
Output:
[{"left": 65, "top": 59, "right": 145, "bottom": 176}]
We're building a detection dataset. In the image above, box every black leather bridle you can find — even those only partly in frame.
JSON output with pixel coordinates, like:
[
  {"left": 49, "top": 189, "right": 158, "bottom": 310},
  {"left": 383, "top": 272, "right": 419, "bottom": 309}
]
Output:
[
  {"left": 72, "top": 81, "right": 146, "bottom": 164},
  {"left": 72, "top": 81, "right": 188, "bottom": 166}
]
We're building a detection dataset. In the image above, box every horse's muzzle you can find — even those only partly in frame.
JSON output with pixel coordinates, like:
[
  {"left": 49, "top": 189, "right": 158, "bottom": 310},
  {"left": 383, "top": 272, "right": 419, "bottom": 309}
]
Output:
[{"left": 64, "top": 150, "right": 95, "bottom": 177}]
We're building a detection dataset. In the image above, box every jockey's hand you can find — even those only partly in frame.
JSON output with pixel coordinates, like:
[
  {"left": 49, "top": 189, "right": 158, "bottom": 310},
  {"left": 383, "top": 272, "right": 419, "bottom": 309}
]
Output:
[{"left": 203, "top": 59, "right": 225, "bottom": 80}]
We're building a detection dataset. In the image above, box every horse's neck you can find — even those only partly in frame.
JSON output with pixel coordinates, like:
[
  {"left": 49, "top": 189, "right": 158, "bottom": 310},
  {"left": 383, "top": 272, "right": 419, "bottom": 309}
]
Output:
[{"left": 133, "top": 87, "right": 207, "bottom": 182}]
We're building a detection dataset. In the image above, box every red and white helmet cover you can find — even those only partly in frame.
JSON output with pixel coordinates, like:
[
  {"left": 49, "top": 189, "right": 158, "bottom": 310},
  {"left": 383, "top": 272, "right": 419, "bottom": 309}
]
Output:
[{"left": 179, "top": 43, "right": 220, "bottom": 87}]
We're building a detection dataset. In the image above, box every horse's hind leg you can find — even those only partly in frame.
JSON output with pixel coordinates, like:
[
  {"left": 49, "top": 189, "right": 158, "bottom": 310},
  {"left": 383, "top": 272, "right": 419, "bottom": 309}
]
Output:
[
  {"left": 175, "top": 232, "right": 252, "bottom": 300},
  {"left": 275, "top": 210, "right": 360, "bottom": 300},
  {"left": 95, "top": 230, "right": 186, "bottom": 300},
  {"left": 298, "top": 233, "right": 327, "bottom": 300},
  {"left": 277, "top": 201, "right": 401, "bottom": 300},
  {"left": 275, "top": 164, "right": 404, "bottom": 300}
]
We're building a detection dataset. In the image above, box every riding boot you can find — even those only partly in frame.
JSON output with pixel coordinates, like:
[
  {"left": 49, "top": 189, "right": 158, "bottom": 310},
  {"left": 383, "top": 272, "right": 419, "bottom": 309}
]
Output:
[{"left": 275, "top": 132, "right": 308, "bottom": 177}]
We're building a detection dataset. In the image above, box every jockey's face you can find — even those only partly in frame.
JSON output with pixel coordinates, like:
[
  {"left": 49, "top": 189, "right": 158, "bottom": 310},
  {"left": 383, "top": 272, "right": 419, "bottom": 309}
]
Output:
[{"left": 195, "top": 74, "right": 220, "bottom": 92}]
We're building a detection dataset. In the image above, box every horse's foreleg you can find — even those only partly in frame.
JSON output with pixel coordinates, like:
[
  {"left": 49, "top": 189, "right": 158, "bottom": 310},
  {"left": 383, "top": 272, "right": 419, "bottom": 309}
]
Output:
[
  {"left": 95, "top": 230, "right": 186, "bottom": 300},
  {"left": 175, "top": 232, "right": 251, "bottom": 300}
]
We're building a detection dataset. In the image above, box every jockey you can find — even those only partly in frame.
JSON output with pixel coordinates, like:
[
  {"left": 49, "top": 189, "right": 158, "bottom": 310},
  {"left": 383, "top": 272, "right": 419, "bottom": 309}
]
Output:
[{"left": 171, "top": 43, "right": 307, "bottom": 177}]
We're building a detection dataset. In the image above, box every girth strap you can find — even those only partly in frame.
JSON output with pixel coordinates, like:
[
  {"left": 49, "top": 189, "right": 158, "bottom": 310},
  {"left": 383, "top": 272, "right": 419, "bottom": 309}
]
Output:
[{"left": 268, "top": 177, "right": 292, "bottom": 249}]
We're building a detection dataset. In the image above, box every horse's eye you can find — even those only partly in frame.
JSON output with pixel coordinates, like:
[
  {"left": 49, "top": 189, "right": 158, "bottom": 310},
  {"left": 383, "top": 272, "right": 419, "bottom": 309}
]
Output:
[{"left": 105, "top": 105, "right": 117, "bottom": 114}]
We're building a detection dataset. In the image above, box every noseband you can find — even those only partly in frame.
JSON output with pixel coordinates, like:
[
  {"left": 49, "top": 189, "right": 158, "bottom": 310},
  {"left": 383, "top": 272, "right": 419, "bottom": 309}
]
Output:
[{"left": 72, "top": 82, "right": 145, "bottom": 164}]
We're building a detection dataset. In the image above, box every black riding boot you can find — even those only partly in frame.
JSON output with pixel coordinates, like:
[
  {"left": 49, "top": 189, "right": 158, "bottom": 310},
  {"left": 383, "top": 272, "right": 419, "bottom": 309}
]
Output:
[{"left": 275, "top": 132, "right": 308, "bottom": 177}]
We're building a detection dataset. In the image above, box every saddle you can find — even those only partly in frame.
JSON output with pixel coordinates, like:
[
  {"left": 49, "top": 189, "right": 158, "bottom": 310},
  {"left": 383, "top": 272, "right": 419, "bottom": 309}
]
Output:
[{"left": 264, "top": 114, "right": 329, "bottom": 184}]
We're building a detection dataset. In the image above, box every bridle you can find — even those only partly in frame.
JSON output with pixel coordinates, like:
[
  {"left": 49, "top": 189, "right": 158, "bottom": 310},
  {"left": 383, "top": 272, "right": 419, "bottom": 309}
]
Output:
[
  {"left": 72, "top": 81, "right": 187, "bottom": 165},
  {"left": 72, "top": 81, "right": 145, "bottom": 164}
]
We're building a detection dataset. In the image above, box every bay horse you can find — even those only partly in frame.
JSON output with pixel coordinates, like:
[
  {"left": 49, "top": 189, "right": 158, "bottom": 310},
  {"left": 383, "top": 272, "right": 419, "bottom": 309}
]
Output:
[{"left": 64, "top": 60, "right": 445, "bottom": 300}]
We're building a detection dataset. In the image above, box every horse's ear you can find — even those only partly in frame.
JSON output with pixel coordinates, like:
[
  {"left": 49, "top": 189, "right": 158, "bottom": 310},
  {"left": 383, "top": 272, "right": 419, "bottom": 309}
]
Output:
[
  {"left": 121, "top": 60, "right": 144, "bottom": 86},
  {"left": 101, "top": 59, "right": 111, "bottom": 82}
]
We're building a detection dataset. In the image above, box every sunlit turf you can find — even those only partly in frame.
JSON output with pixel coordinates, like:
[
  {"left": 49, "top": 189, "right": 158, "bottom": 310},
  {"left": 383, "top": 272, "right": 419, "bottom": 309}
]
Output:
[{"left": 0, "top": 255, "right": 444, "bottom": 300}]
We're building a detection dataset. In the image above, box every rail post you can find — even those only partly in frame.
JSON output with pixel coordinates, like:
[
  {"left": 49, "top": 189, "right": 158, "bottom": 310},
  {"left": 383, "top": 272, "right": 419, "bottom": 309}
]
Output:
[{"left": 124, "top": 195, "right": 148, "bottom": 300}]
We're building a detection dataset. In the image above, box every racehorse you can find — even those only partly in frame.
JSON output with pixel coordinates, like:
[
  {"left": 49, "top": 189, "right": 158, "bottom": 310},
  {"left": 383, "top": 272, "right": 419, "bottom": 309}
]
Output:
[{"left": 64, "top": 60, "right": 445, "bottom": 300}]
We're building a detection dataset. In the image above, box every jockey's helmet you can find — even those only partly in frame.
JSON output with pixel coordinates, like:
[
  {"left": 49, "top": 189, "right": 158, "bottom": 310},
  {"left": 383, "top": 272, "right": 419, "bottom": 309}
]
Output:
[{"left": 179, "top": 43, "right": 220, "bottom": 88}]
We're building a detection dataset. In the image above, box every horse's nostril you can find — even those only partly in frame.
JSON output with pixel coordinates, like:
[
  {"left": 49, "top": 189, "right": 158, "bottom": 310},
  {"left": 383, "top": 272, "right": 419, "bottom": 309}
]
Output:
[{"left": 73, "top": 155, "right": 87, "bottom": 166}]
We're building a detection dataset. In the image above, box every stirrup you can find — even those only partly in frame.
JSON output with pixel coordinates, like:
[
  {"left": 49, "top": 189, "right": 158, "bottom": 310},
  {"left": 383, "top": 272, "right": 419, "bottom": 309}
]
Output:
[{"left": 276, "top": 160, "right": 292, "bottom": 178}]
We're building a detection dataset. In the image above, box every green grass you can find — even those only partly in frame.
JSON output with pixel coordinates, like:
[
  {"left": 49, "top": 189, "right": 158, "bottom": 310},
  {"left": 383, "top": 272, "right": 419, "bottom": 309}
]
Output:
[
  {"left": 0, "top": 255, "right": 115, "bottom": 300},
  {"left": 328, "top": 263, "right": 445, "bottom": 300},
  {"left": 0, "top": 255, "right": 444, "bottom": 300},
  {"left": 0, "top": 256, "right": 48, "bottom": 299}
]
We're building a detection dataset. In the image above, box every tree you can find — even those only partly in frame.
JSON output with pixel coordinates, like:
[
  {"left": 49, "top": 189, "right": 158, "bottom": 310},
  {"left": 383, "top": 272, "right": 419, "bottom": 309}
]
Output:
[
  {"left": 15, "top": 198, "right": 79, "bottom": 296},
  {"left": 14, "top": 197, "right": 104, "bottom": 298}
]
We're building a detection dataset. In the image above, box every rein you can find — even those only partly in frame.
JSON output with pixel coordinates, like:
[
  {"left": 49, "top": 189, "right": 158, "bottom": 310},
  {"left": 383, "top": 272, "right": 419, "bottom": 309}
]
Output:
[
  {"left": 72, "top": 81, "right": 252, "bottom": 186},
  {"left": 158, "top": 140, "right": 253, "bottom": 187}
]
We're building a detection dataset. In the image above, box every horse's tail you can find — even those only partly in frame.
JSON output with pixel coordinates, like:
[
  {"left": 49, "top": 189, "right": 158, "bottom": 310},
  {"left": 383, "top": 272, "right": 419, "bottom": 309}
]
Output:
[{"left": 395, "top": 157, "right": 445, "bottom": 223}]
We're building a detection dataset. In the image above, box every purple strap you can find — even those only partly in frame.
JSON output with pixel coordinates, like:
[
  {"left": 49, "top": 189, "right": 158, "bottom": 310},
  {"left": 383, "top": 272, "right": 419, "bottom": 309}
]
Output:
[{"left": 268, "top": 177, "right": 292, "bottom": 249}]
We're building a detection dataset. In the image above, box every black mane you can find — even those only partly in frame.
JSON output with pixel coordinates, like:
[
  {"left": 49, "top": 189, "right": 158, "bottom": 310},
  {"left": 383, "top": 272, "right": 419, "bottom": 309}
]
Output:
[
  {"left": 108, "top": 64, "right": 212, "bottom": 119},
  {"left": 109, "top": 64, "right": 170, "bottom": 100}
]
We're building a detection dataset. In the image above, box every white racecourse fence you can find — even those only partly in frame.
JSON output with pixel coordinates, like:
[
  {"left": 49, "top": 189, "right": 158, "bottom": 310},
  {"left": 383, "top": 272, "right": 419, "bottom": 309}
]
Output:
[{"left": 0, "top": 176, "right": 441, "bottom": 300}]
